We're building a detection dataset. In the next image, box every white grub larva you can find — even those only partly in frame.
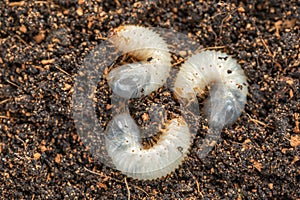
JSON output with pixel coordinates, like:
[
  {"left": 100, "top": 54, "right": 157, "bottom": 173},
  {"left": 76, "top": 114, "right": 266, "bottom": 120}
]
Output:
[
  {"left": 102, "top": 26, "right": 248, "bottom": 180},
  {"left": 174, "top": 50, "right": 248, "bottom": 129},
  {"left": 105, "top": 113, "right": 190, "bottom": 180},
  {"left": 107, "top": 25, "right": 171, "bottom": 99}
]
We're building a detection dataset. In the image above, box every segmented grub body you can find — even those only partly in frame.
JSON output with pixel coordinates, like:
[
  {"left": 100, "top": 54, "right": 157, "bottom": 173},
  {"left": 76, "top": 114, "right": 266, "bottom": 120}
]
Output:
[
  {"left": 107, "top": 25, "right": 171, "bottom": 99},
  {"left": 104, "top": 25, "right": 248, "bottom": 180},
  {"left": 105, "top": 25, "right": 191, "bottom": 180},
  {"left": 174, "top": 50, "right": 248, "bottom": 129},
  {"left": 106, "top": 113, "right": 190, "bottom": 180}
]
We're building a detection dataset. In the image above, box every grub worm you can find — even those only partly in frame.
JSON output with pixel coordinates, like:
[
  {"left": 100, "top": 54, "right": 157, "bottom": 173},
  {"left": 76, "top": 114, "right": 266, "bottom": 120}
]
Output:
[
  {"left": 105, "top": 25, "right": 248, "bottom": 180},
  {"left": 174, "top": 50, "right": 248, "bottom": 159},
  {"left": 105, "top": 113, "right": 190, "bottom": 180},
  {"left": 105, "top": 25, "right": 191, "bottom": 180},
  {"left": 107, "top": 25, "right": 171, "bottom": 99},
  {"left": 174, "top": 50, "right": 248, "bottom": 130}
]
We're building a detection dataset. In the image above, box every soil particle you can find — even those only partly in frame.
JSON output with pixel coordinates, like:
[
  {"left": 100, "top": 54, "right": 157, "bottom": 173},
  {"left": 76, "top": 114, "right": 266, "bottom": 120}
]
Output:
[{"left": 0, "top": 0, "right": 299, "bottom": 199}]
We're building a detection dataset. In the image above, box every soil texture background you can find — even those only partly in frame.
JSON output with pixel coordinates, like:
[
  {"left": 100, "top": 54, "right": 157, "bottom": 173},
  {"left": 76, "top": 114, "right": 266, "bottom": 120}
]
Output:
[{"left": 0, "top": 0, "right": 299, "bottom": 199}]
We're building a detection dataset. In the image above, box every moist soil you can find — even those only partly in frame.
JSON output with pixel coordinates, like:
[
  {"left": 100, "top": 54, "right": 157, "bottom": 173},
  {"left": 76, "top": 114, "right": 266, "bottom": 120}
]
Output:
[{"left": 0, "top": 0, "right": 299, "bottom": 199}]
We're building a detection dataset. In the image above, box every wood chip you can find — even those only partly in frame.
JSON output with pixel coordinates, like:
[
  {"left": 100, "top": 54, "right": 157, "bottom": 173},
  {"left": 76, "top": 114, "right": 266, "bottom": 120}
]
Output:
[
  {"left": 34, "top": 31, "right": 46, "bottom": 43},
  {"left": 142, "top": 113, "right": 149, "bottom": 121},
  {"left": 20, "top": 24, "right": 27, "bottom": 33},
  {"left": 0, "top": 143, "right": 3, "bottom": 154},
  {"left": 294, "top": 113, "right": 299, "bottom": 133},
  {"left": 62, "top": 83, "right": 72, "bottom": 91},
  {"left": 39, "top": 145, "right": 48, "bottom": 152},
  {"left": 33, "top": 152, "right": 41, "bottom": 160},
  {"left": 285, "top": 78, "right": 294, "bottom": 86},
  {"left": 290, "top": 135, "right": 300, "bottom": 147},
  {"left": 252, "top": 160, "right": 262, "bottom": 172},
  {"left": 268, "top": 183, "right": 273, "bottom": 189},
  {"left": 9, "top": 1, "right": 25, "bottom": 6},
  {"left": 106, "top": 104, "right": 112, "bottom": 110},
  {"left": 41, "top": 58, "right": 56, "bottom": 65},
  {"left": 291, "top": 155, "right": 299, "bottom": 165},
  {"left": 237, "top": 6, "right": 245, "bottom": 13},
  {"left": 97, "top": 182, "right": 108, "bottom": 190},
  {"left": 76, "top": 7, "right": 84, "bottom": 16},
  {"left": 55, "top": 154, "right": 61, "bottom": 163}
]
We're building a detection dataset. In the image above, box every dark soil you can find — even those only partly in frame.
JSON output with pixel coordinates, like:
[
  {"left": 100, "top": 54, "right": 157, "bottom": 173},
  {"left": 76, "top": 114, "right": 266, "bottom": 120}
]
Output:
[{"left": 0, "top": 0, "right": 299, "bottom": 199}]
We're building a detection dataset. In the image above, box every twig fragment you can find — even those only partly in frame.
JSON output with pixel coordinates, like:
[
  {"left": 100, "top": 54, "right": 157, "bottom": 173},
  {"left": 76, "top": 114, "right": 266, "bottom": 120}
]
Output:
[{"left": 124, "top": 177, "right": 131, "bottom": 200}]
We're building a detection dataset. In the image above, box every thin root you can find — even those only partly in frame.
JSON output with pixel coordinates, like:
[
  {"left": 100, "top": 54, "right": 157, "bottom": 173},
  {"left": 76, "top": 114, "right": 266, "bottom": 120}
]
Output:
[
  {"left": 124, "top": 177, "right": 131, "bottom": 200},
  {"left": 54, "top": 65, "right": 71, "bottom": 76},
  {"left": 0, "top": 98, "right": 11, "bottom": 105},
  {"left": 83, "top": 167, "right": 149, "bottom": 196},
  {"left": 247, "top": 113, "right": 274, "bottom": 128}
]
